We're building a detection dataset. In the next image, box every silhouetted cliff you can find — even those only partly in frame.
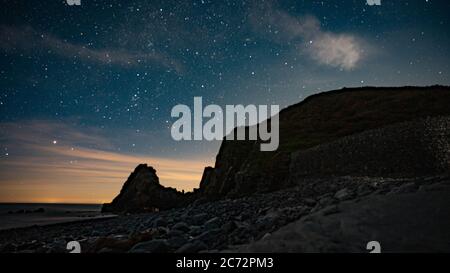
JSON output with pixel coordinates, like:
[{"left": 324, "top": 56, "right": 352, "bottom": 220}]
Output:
[{"left": 199, "top": 85, "right": 450, "bottom": 198}]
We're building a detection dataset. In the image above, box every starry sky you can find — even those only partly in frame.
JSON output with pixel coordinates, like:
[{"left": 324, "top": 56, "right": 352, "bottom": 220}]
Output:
[{"left": 0, "top": 0, "right": 449, "bottom": 203}]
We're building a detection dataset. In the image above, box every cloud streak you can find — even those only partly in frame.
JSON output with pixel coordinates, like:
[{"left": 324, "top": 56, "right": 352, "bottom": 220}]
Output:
[
  {"left": 0, "top": 120, "right": 206, "bottom": 203},
  {"left": 0, "top": 25, "right": 183, "bottom": 73},
  {"left": 249, "top": 1, "right": 366, "bottom": 70}
]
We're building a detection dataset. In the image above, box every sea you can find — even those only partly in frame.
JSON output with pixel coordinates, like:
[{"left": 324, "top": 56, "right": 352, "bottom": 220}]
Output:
[{"left": 0, "top": 203, "right": 115, "bottom": 230}]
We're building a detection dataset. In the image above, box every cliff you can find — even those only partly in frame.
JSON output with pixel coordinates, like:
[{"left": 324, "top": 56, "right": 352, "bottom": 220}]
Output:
[{"left": 198, "top": 85, "right": 450, "bottom": 198}]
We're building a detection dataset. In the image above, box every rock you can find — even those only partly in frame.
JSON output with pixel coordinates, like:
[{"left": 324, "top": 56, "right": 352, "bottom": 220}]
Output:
[
  {"left": 256, "top": 209, "right": 280, "bottom": 230},
  {"left": 318, "top": 196, "right": 335, "bottom": 207},
  {"left": 16, "top": 240, "right": 42, "bottom": 251},
  {"left": 86, "top": 228, "right": 157, "bottom": 253},
  {"left": 195, "top": 229, "right": 222, "bottom": 245},
  {"left": 0, "top": 243, "right": 17, "bottom": 252},
  {"left": 129, "top": 239, "right": 170, "bottom": 253},
  {"left": 90, "top": 230, "right": 101, "bottom": 237},
  {"left": 318, "top": 192, "right": 333, "bottom": 199},
  {"left": 167, "top": 236, "right": 188, "bottom": 249},
  {"left": 189, "top": 225, "right": 203, "bottom": 236},
  {"left": 221, "top": 221, "right": 237, "bottom": 233},
  {"left": 356, "top": 184, "right": 373, "bottom": 196},
  {"left": 334, "top": 188, "right": 352, "bottom": 201},
  {"left": 157, "top": 226, "right": 170, "bottom": 236},
  {"left": 321, "top": 205, "right": 340, "bottom": 216},
  {"left": 279, "top": 206, "right": 308, "bottom": 219},
  {"left": 113, "top": 234, "right": 128, "bottom": 240},
  {"left": 419, "top": 183, "right": 449, "bottom": 192},
  {"left": 172, "top": 222, "right": 190, "bottom": 233},
  {"left": 153, "top": 217, "right": 167, "bottom": 227},
  {"left": 303, "top": 198, "right": 317, "bottom": 206},
  {"left": 87, "top": 236, "right": 135, "bottom": 253},
  {"left": 16, "top": 250, "right": 36, "bottom": 253},
  {"left": 175, "top": 241, "right": 208, "bottom": 253},
  {"left": 191, "top": 213, "right": 209, "bottom": 225},
  {"left": 144, "top": 216, "right": 156, "bottom": 226},
  {"left": 204, "top": 217, "right": 220, "bottom": 230},
  {"left": 167, "top": 229, "right": 184, "bottom": 237},
  {"left": 98, "top": 247, "right": 121, "bottom": 253},
  {"left": 102, "top": 164, "right": 188, "bottom": 214},
  {"left": 390, "top": 182, "right": 417, "bottom": 194}
]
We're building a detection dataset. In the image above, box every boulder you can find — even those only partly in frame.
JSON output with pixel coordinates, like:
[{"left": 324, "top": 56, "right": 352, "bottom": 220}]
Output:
[
  {"left": 172, "top": 222, "right": 191, "bottom": 233},
  {"left": 175, "top": 241, "right": 207, "bottom": 253},
  {"left": 129, "top": 239, "right": 170, "bottom": 253}
]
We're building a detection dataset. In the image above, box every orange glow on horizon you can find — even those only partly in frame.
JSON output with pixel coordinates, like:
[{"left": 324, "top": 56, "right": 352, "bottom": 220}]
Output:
[
  {"left": 0, "top": 120, "right": 215, "bottom": 204},
  {"left": 0, "top": 147, "right": 210, "bottom": 203}
]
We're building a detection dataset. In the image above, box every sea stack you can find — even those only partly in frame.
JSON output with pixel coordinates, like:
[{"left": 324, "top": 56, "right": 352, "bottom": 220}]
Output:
[{"left": 102, "top": 164, "right": 188, "bottom": 214}]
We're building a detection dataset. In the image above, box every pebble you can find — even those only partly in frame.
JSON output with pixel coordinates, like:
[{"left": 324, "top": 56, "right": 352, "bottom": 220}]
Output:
[{"left": 129, "top": 239, "right": 169, "bottom": 253}]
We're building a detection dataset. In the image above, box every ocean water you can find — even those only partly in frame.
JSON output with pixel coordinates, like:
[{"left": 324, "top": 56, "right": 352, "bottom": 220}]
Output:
[{"left": 0, "top": 203, "right": 112, "bottom": 230}]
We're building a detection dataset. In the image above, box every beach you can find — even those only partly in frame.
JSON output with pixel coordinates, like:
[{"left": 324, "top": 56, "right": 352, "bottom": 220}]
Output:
[{"left": 0, "top": 203, "right": 113, "bottom": 230}]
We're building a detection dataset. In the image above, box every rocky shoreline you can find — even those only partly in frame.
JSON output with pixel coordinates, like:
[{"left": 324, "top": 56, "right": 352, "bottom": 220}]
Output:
[{"left": 0, "top": 174, "right": 448, "bottom": 253}]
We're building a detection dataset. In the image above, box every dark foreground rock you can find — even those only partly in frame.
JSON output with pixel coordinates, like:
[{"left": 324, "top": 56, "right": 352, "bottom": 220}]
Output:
[{"left": 233, "top": 186, "right": 450, "bottom": 252}]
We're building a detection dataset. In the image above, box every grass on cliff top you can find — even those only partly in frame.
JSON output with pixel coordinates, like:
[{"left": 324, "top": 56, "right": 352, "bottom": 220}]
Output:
[
  {"left": 276, "top": 85, "right": 450, "bottom": 153},
  {"left": 218, "top": 85, "right": 450, "bottom": 167}
]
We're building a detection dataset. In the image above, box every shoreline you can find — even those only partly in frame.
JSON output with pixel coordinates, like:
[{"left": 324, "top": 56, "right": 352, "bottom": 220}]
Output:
[{"left": 0, "top": 214, "right": 117, "bottom": 233}]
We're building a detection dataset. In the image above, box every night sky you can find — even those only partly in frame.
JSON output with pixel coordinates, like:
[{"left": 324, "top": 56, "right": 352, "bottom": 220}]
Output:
[{"left": 0, "top": 0, "right": 449, "bottom": 203}]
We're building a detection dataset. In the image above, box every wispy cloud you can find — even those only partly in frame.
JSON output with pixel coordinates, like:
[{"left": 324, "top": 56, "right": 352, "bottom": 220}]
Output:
[
  {"left": 306, "top": 33, "right": 364, "bottom": 70},
  {"left": 0, "top": 25, "right": 183, "bottom": 73},
  {"left": 0, "top": 120, "right": 205, "bottom": 203},
  {"left": 249, "top": 1, "right": 367, "bottom": 70}
]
